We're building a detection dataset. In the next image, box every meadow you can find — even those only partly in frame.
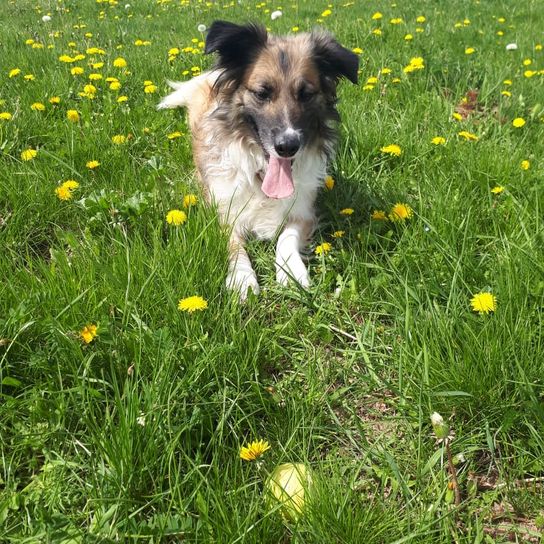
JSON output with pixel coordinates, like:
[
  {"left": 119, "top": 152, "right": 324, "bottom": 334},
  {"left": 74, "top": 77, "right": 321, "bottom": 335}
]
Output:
[{"left": 1, "top": 0, "right": 544, "bottom": 541}]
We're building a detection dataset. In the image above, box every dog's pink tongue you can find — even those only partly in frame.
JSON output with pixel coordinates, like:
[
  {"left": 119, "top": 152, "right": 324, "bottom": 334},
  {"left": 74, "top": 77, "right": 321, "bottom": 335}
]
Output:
[{"left": 261, "top": 156, "right": 294, "bottom": 199}]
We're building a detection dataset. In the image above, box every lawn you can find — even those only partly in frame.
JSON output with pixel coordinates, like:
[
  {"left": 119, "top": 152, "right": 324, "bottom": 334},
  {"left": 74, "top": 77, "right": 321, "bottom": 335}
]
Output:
[{"left": 1, "top": 0, "right": 544, "bottom": 542}]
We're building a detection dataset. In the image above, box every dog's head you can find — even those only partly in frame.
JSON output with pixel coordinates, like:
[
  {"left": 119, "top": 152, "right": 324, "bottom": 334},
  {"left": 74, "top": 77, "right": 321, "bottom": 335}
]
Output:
[{"left": 205, "top": 21, "right": 358, "bottom": 198}]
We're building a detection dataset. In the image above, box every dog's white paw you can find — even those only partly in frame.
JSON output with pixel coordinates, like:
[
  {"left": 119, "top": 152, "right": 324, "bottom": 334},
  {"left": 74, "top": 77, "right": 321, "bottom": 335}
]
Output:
[
  {"left": 276, "top": 257, "right": 310, "bottom": 289},
  {"left": 226, "top": 267, "right": 260, "bottom": 300}
]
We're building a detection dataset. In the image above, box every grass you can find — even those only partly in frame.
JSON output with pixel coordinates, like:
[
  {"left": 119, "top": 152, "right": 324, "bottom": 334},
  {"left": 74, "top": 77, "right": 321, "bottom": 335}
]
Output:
[{"left": 1, "top": 0, "right": 544, "bottom": 541}]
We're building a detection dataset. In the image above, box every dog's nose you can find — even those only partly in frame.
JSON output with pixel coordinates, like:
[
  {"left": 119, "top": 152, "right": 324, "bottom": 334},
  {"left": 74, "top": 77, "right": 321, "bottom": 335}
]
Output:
[{"left": 274, "top": 132, "right": 301, "bottom": 158}]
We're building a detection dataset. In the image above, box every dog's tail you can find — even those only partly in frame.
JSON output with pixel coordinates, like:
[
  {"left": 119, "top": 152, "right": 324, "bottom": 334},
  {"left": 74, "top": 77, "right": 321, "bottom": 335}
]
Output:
[{"left": 157, "top": 71, "right": 220, "bottom": 110}]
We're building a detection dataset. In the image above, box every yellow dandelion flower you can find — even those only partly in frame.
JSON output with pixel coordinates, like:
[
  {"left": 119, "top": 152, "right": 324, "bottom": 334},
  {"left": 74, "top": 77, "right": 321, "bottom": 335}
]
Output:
[
  {"left": 66, "top": 109, "right": 80, "bottom": 122},
  {"left": 524, "top": 70, "right": 536, "bottom": 78},
  {"left": 55, "top": 185, "right": 73, "bottom": 201},
  {"left": 458, "top": 131, "right": 479, "bottom": 141},
  {"left": 49, "top": 96, "right": 61, "bottom": 105},
  {"left": 470, "top": 292, "right": 496, "bottom": 315},
  {"left": 109, "top": 81, "right": 121, "bottom": 91},
  {"left": 352, "top": 47, "right": 363, "bottom": 55},
  {"left": 380, "top": 144, "right": 402, "bottom": 156},
  {"left": 321, "top": 9, "right": 332, "bottom": 17},
  {"left": 332, "top": 230, "right": 345, "bottom": 238},
  {"left": 113, "top": 57, "right": 127, "bottom": 68},
  {"left": 390, "top": 18, "right": 403, "bottom": 25},
  {"left": 340, "top": 208, "right": 354, "bottom": 215},
  {"left": 372, "top": 28, "right": 383, "bottom": 36},
  {"left": 88, "top": 73, "right": 102, "bottom": 81},
  {"left": 465, "top": 47, "right": 475, "bottom": 55},
  {"left": 371, "top": 210, "right": 387, "bottom": 220},
  {"left": 178, "top": 295, "right": 208, "bottom": 313},
  {"left": 512, "top": 117, "right": 525, "bottom": 128},
  {"left": 183, "top": 194, "right": 198, "bottom": 208},
  {"left": 239, "top": 439, "right": 270, "bottom": 461},
  {"left": 167, "top": 131, "right": 183, "bottom": 140},
  {"left": 83, "top": 84, "right": 97, "bottom": 95},
  {"left": 491, "top": 186, "right": 504, "bottom": 194},
  {"left": 71, "top": 67, "right": 84, "bottom": 75},
  {"left": 9, "top": 68, "right": 21, "bottom": 78},
  {"left": 324, "top": 175, "right": 335, "bottom": 190},
  {"left": 0, "top": 112, "right": 13, "bottom": 121},
  {"left": 86, "top": 160, "right": 100, "bottom": 169},
  {"left": 315, "top": 242, "right": 332, "bottom": 255},
  {"left": 404, "top": 34, "right": 413, "bottom": 41},
  {"left": 520, "top": 160, "right": 530, "bottom": 170},
  {"left": 144, "top": 84, "right": 157, "bottom": 94},
  {"left": 111, "top": 134, "right": 127, "bottom": 145},
  {"left": 117, "top": 95, "right": 128, "bottom": 103},
  {"left": 80, "top": 323, "right": 98, "bottom": 343},
  {"left": 63, "top": 180, "right": 79, "bottom": 190},
  {"left": 431, "top": 136, "right": 446, "bottom": 145},
  {"left": 371, "top": 11, "right": 383, "bottom": 20},
  {"left": 21, "top": 148, "right": 37, "bottom": 161},
  {"left": 416, "top": 15, "right": 426, "bottom": 23},
  {"left": 31, "top": 102, "right": 46, "bottom": 111},
  {"left": 389, "top": 203, "right": 413, "bottom": 222},
  {"left": 501, "top": 90, "right": 512, "bottom": 97},
  {"left": 452, "top": 112, "right": 463, "bottom": 121},
  {"left": 166, "top": 209, "right": 187, "bottom": 225}
]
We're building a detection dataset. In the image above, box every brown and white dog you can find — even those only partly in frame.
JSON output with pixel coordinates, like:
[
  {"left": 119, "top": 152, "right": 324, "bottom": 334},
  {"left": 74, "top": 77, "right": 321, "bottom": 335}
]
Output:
[{"left": 159, "top": 21, "right": 358, "bottom": 298}]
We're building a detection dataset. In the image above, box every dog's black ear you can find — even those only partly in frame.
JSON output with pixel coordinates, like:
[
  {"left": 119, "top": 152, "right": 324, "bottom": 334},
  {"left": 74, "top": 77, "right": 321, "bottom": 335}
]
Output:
[
  {"left": 205, "top": 20, "right": 268, "bottom": 72},
  {"left": 311, "top": 31, "right": 359, "bottom": 84}
]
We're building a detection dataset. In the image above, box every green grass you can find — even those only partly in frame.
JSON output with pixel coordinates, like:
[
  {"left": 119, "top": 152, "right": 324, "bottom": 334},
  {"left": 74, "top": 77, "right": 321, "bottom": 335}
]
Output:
[{"left": 1, "top": 0, "right": 544, "bottom": 541}]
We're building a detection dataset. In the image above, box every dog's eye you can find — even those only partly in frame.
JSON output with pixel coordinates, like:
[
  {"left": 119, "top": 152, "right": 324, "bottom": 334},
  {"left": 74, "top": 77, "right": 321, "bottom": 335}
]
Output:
[
  {"left": 252, "top": 88, "right": 272, "bottom": 101},
  {"left": 297, "top": 86, "right": 316, "bottom": 103}
]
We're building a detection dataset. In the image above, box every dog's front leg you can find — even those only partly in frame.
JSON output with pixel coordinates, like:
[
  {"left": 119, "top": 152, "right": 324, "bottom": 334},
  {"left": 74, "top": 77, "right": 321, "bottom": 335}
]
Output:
[
  {"left": 275, "top": 222, "right": 311, "bottom": 289},
  {"left": 226, "top": 233, "right": 260, "bottom": 300}
]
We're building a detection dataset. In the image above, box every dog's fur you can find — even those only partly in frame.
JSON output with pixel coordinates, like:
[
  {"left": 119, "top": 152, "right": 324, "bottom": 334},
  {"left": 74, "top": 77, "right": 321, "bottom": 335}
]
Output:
[{"left": 159, "top": 21, "right": 358, "bottom": 298}]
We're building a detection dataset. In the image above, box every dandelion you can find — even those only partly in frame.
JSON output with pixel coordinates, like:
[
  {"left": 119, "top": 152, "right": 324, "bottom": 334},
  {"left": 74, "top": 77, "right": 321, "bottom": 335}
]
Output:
[
  {"left": 520, "top": 160, "right": 530, "bottom": 170},
  {"left": 9, "top": 68, "right": 21, "bottom": 78},
  {"left": 49, "top": 96, "right": 61, "bottom": 105},
  {"left": 197, "top": 24, "right": 207, "bottom": 33},
  {"left": 66, "top": 109, "right": 80, "bottom": 122},
  {"left": 389, "top": 203, "right": 413, "bottom": 222},
  {"left": 332, "top": 230, "right": 345, "bottom": 238},
  {"left": 458, "top": 130, "right": 479, "bottom": 141},
  {"left": 63, "top": 180, "right": 79, "bottom": 190},
  {"left": 416, "top": 15, "right": 426, "bottom": 23},
  {"left": 239, "top": 439, "right": 270, "bottom": 461},
  {"left": 465, "top": 47, "right": 475, "bottom": 55},
  {"left": 86, "top": 160, "right": 100, "bottom": 169},
  {"left": 21, "top": 149, "right": 37, "bottom": 161},
  {"left": 111, "top": 134, "right": 127, "bottom": 145},
  {"left": 512, "top": 117, "right": 525, "bottom": 128},
  {"left": 71, "top": 67, "right": 84, "bottom": 76},
  {"left": 470, "top": 292, "right": 496, "bottom": 314},
  {"left": 431, "top": 136, "right": 446, "bottom": 145},
  {"left": 144, "top": 84, "right": 157, "bottom": 94},
  {"left": 430, "top": 412, "right": 450, "bottom": 440},
  {"left": 321, "top": 9, "right": 332, "bottom": 17},
  {"left": 324, "top": 175, "right": 335, "bottom": 190},
  {"left": 371, "top": 210, "right": 387, "bottom": 220},
  {"left": 404, "top": 34, "right": 413, "bottom": 41},
  {"left": 109, "top": 81, "right": 121, "bottom": 91},
  {"left": 271, "top": 10, "right": 283, "bottom": 20},
  {"left": 178, "top": 295, "right": 208, "bottom": 313},
  {"left": 166, "top": 209, "right": 187, "bottom": 225},
  {"left": 55, "top": 185, "right": 72, "bottom": 200},
  {"left": 501, "top": 90, "right": 512, "bottom": 97},
  {"left": 491, "top": 186, "right": 504, "bottom": 194},
  {"left": 113, "top": 57, "right": 127, "bottom": 68},
  {"left": 352, "top": 47, "right": 363, "bottom": 55},
  {"left": 80, "top": 323, "right": 98, "bottom": 343},
  {"left": 0, "top": 112, "right": 13, "bottom": 121},
  {"left": 371, "top": 11, "right": 382, "bottom": 20},
  {"left": 183, "top": 194, "right": 197, "bottom": 208},
  {"left": 380, "top": 144, "right": 402, "bottom": 156},
  {"left": 31, "top": 102, "right": 46, "bottom": 111},
  {"left": 167, "top": 131, "right": 183, "bottom": 140},
  {"left": 117, "top": 95, "right": 128, "bottom": 103},
  {"left": 452, "top": 112, "right": 463, "bottom": 121},
  {"left": 403, "top": 57, "right": 424, "bottom": 73},
  {"left": 83, "top": 84, "right": 97, "bottom": 95},
  {"left": 315, "top": 242, "right": 332, "bottom": 255},
  {"left": 340, "top": 208, "right": 354, "bottom": 215}
]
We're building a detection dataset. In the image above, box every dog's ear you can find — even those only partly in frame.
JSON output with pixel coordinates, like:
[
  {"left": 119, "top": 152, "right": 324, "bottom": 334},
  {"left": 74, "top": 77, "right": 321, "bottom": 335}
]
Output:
[
  {"left": 205, "top": 20, "right": 268, "bottom": 74},
  {"left": 311, "top": 30, "right": 359, "bottom": 85}
]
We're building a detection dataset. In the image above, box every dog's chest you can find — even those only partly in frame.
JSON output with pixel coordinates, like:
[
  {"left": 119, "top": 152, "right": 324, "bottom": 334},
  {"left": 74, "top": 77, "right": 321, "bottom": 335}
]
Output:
[{"left": 205, "top": 143, "right": 326, "bottom": 239}]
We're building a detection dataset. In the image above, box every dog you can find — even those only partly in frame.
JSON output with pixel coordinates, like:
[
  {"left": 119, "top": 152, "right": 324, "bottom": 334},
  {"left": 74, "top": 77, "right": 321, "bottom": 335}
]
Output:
[{"left": 159, "top": 21, "right": 358, "bottom": 299}]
